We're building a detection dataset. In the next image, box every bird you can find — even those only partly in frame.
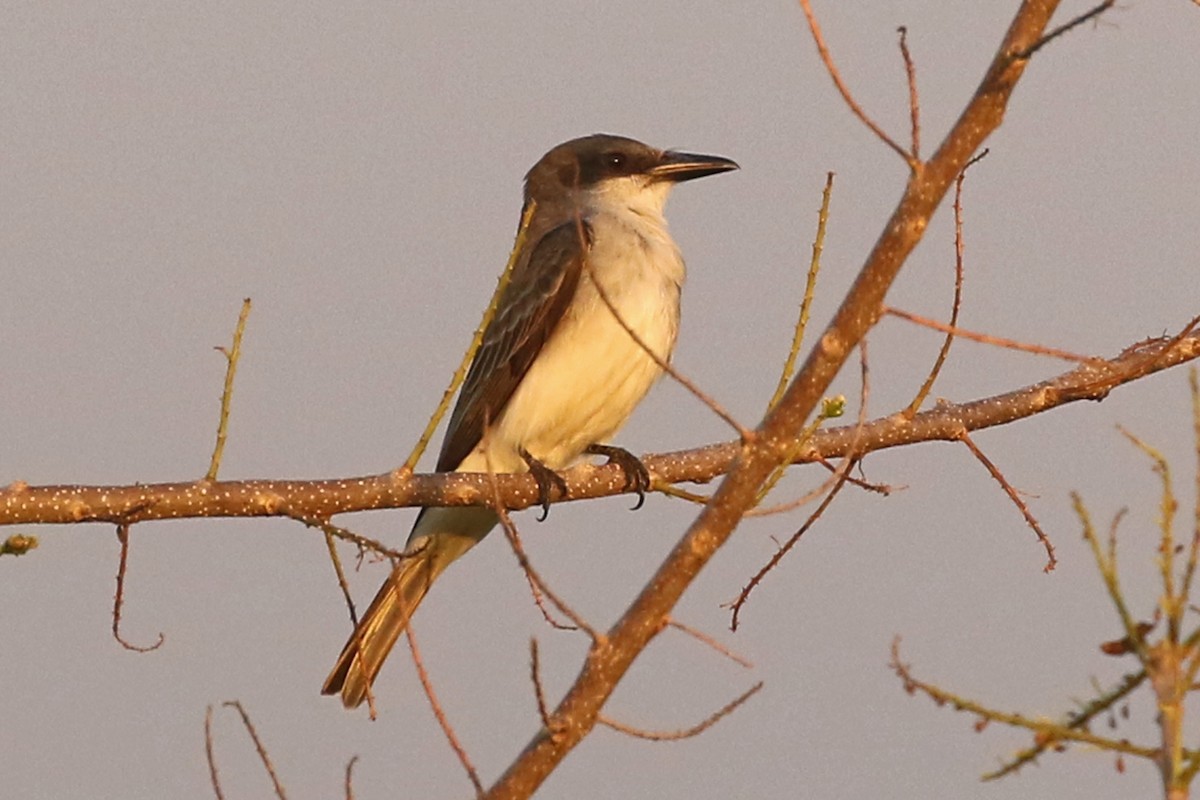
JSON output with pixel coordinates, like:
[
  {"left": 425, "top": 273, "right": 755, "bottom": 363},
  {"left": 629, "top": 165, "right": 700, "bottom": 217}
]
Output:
[{"left": 322, "top": 133, "right": 738, "bottom": 708}]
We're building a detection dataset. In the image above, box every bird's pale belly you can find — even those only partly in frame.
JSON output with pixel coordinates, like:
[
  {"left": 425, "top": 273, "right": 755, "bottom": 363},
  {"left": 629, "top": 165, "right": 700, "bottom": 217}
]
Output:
[{"left": 460, "top": 245, "right": 681, "bottom": 475}]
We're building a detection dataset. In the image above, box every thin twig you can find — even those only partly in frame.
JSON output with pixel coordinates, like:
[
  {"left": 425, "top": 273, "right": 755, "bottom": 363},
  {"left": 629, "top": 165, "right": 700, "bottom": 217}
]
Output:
[
  {"left": 1118, "top": 426, "right": 1179, "bottom": 637},
  {"left": 885, "top": 307, "right": 1094, "bottom": 363},
  {"left": 985, "top": 669, "right": 1147, "bottom": 780},
  {"left": 480, "top": 422, "right": 576, "bottom": 632},
  {"left": 770, "top": 172, "right": 834, "bottom": 410},
  {"left": 667, "top": 617, "right": 754, "bottom": 668},
  {"left": 406, "top": 626, "right": 484, "bottom": 797},
  {"left": 891, "top": 638, "right": 1158, "bottom": 764},
  {"left": 523, "top": 561, "right": 578, "bottom": 632},
  {"left": 753, "top": 393, "right": 847, "bottom": 508},
  {"left": 483, "top": 447, "right": 598, "bottom": 639},
  {"left": 111, "top": 523, "right": 164, "bottom": 652},
  {"left": 897, "top": 27, "right": 920, "bottom": 159},
  {"left": 798, "top": 0, "right": 914, "bottom": 166},
  {"left": 494, "top": 498, "right": 596, "bottom": 639},
  {"left": 814, "top": 454, "right": 895, "bottom": 495},
  {"left": 1182, "top": 368, "right": 1200, "bottom": 602},
  {"left": 1075, "top": 493, "right": 1149, "bottom": 662},
  {"left": 730, "top": 460, "right": 855, "bottom": 632},
  {"left": 906, "top": 149, "right": 988, "bottom": 416},
  {"left": 321, "top": 521, "right": 380, "bottom": 719},
  {"left": 222, "top": 700, "right": 288, "bottom": 800},
  {"left": 305, "top": 516, "right": 392, "bottom": 715},
  {"left": 655, "top": 483, "right": 712, "bottom": 505},
  {"left": 343, "top": 756, "right": 359, "bottom": 800},
  {"left": 1106, "top": 508, "right": 1124, "bottom": 581},
  {"left": 204, "top": 705, "right": 226, "bottom": 800},
  {"left": 745, "top": 469, "right": 845, "bottom": 518},
  {"left": 959, "top": 432, "right": 1056, "bottom": 571},
  {"left": 402, "top": 202, "right": 537, "bottom": 473},
  {"left": 322, "top": 525, "right": 361, "bottom": 628},
  {"left": 731, "top": 340, "right": 871, "bottom": 630},
  {"left": 576, "top": 216, "right": 752, "bottom": 442},
  {"left": 598, "top": 682, "right": 763, "bottom": 741},
  {"left": 529, "top": 638, "right": 555, "bottom": 731},
  {"left": 302, "top": 515, "right": 405, "bottom": 562},
  {"left": 1014, "top": 0, "right": 1117, "bottom": 60},
  {"left": 206, "top": 298, "right": 251, "bottom": 481}
]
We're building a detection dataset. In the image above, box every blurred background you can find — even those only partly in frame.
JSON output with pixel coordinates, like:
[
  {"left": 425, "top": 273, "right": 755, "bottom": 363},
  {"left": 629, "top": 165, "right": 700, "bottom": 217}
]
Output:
[{"left": 3, "top": 2, "right": 1198, "bottom": 797}]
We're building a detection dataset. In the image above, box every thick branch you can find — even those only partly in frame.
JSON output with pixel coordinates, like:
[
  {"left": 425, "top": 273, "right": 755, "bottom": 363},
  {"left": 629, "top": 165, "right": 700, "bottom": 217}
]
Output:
[
  {"left": 483, "top": 3, "right": 1098, "bottom": 796},
  {"left": 3, "top": 329, "right": 1196, "bottom": 529}
]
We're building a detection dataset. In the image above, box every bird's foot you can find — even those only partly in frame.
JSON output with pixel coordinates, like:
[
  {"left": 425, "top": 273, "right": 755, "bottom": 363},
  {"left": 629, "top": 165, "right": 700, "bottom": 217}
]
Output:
[
  {"left": 520, "top": 449, "right": 569, "bottom": 521},
  {"left": 585, "top": 444, "right": 651, "bottom": 510}
]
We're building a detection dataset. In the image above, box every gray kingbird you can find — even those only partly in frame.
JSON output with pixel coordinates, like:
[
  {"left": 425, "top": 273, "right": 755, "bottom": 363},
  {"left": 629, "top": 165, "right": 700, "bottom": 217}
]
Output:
[{"left": 322, "top": 133, "right": 738, "bottom": 708}]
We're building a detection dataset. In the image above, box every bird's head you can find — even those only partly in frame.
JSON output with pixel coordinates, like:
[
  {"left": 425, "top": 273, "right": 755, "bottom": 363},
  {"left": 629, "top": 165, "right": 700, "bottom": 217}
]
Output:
[{"left": 523, "top": 134, "right": 738, "bottom": 219}]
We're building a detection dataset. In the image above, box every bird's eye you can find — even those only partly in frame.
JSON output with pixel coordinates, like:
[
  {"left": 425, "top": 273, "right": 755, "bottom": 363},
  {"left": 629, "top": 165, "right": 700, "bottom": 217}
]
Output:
[{"left": 605, "top": 152, "right": 626, "bottom": 171}]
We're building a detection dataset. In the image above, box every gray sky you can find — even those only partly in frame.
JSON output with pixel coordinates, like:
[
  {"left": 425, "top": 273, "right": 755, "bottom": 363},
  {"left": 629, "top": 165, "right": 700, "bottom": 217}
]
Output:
[{"left": 4, "top": 2, "right": 1199, "bottom": 798}]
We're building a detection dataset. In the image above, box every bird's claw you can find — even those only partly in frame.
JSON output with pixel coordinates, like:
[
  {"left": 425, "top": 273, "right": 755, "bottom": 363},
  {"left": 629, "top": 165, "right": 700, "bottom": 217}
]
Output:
[
  {"left": 585, "top": 444, "right": 651, "bottom": 510},
  {"left": 521, "top": 449, "right": 569, "bottom": 521}
]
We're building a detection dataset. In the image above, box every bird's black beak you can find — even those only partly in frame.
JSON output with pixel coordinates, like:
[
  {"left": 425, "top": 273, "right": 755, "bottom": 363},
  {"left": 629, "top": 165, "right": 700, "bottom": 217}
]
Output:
[{"left": 649, "top": 150, "right": 739, "bottom": 183}]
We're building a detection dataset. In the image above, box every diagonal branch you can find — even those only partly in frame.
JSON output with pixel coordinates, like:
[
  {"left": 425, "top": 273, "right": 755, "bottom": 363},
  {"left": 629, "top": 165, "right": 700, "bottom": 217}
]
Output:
[{"left": 484, "top": 3, "right": 1085, "bottom": 796}]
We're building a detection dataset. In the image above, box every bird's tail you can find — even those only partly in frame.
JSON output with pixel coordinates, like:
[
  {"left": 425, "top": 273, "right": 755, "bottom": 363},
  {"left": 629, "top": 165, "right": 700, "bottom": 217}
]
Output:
[{"left": 322, "top": 507, "right": 495, "bottom": 708}]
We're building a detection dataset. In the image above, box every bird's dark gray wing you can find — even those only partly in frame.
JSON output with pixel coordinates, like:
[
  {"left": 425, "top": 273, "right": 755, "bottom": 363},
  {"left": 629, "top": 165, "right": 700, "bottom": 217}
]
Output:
[{"left": 436, "top": 220, "right": 590, "bottom": 472}]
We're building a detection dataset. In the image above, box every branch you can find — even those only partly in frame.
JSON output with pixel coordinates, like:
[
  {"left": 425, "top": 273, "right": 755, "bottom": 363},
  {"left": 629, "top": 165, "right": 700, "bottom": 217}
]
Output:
[
  {"left": 5, "top": 327, "right": 1195, "bottom": 530},
  {"left": 206, "top": 298, "right": 252, "bottom": 481},
  {"left": 484, "top": 3, "right": 1095, "bottom": 796}
]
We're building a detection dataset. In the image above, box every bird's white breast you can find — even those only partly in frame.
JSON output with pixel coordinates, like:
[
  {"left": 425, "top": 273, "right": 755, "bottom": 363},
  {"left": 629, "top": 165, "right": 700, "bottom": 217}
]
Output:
[{"left": 461, "top": 202, "right": 684, "bottom": 474}]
